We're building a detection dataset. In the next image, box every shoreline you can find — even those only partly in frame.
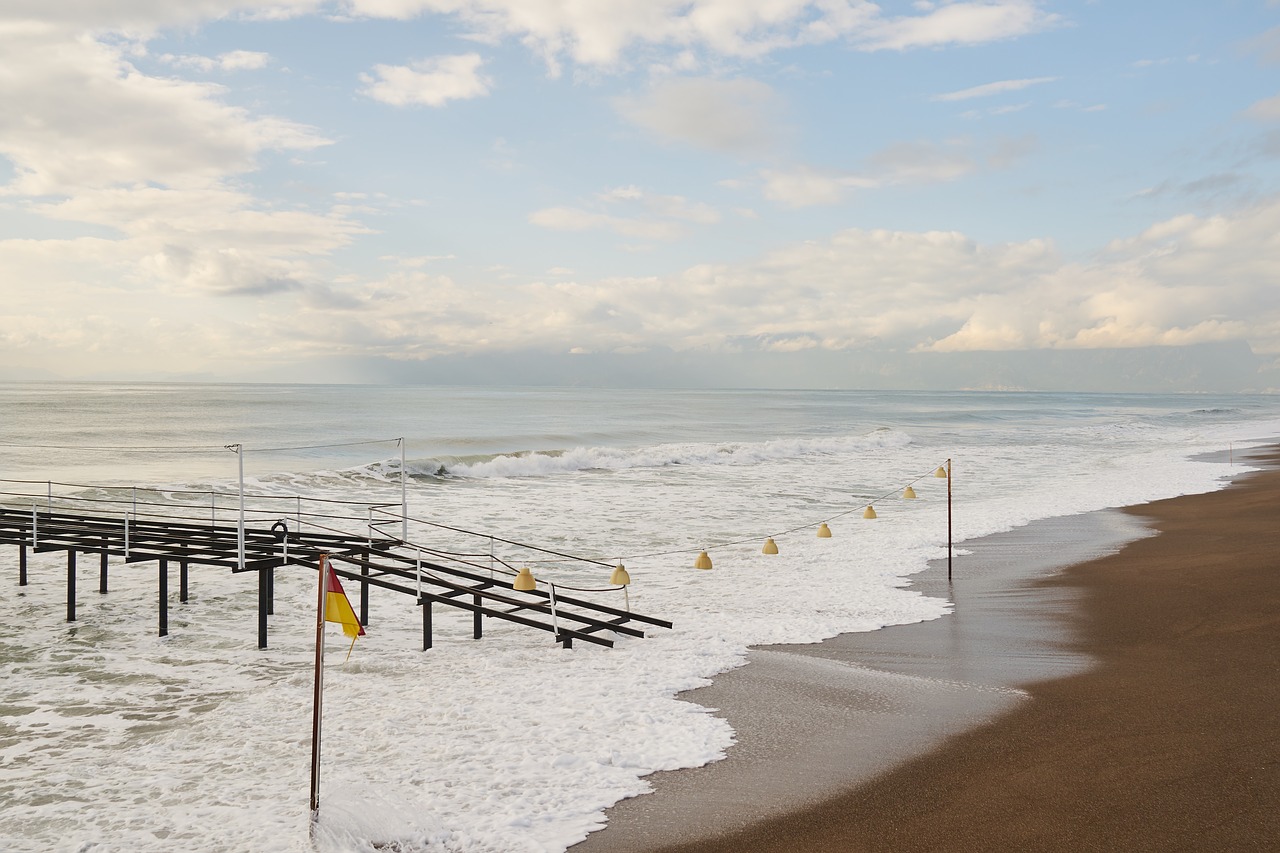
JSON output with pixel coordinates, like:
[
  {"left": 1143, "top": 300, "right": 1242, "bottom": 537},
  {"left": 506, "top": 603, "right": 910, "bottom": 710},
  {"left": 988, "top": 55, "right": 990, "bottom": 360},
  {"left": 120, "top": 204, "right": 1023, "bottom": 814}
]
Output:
[{"left": 575, "top": 450, "right": 1279, "bottom": 852}]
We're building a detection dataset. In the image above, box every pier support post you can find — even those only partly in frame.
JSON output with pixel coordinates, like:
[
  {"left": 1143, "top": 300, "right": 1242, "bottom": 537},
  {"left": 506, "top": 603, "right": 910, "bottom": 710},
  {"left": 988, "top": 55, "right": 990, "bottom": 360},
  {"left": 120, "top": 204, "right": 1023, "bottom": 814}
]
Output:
[
  {"left": 360, "top": 551, "right": 370, "bottom": 628},
  {"left": 99, "top": 543, "right": 108, "bottom": 595},
  {"left": 257, "top": 566, "right": 268, "bottom": 649},
  {"left": 158, "top": 559, "right": 168, "bottom": 637},
  {"left": 267, "top": 567, "right": 274, "bottom": 616},
  {"left": 180, "top": 560, "right": 189, "bottom": 603},
  {"left": 66, "top": 550, "right": 76, "bottom": 622},
  {"left": 472, "top": 594, "right": 482, "bottom": 640},
  {"left": 19, "top": 544, "right": 27, "bottom": 586},
  {"left": 422, "top": 599, "right": 432, "bottom": 651}
]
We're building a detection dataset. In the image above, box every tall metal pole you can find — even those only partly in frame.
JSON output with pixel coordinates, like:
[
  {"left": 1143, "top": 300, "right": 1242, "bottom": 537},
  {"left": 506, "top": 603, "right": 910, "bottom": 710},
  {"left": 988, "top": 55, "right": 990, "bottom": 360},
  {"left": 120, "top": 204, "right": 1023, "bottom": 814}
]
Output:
[
  {"left": 310, "top": 555, "right": 329, "bottom": 816},
  {"left": 235, "top": 444, "right": 245, "bottom": 573},
  {"left": 947, "top": 458, "right": 953, "bottom": 582},
  {"left": 400, "top": 438, "right": 408, "bottom": 543}
]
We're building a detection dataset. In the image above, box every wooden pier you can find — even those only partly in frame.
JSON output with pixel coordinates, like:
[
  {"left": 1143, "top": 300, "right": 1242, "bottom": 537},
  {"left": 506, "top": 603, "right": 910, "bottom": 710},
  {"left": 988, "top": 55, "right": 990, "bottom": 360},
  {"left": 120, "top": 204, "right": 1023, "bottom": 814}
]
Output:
[{"left": 1, "top": 501, "right": 670, "bottom": 651}]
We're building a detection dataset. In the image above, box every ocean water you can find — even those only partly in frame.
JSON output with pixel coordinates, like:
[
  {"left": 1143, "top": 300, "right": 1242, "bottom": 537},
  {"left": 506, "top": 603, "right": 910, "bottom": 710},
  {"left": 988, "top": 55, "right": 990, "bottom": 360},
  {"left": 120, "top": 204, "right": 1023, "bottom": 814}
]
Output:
[{"left": 1, "top": 383, "right": 1278, "bottom": 853}]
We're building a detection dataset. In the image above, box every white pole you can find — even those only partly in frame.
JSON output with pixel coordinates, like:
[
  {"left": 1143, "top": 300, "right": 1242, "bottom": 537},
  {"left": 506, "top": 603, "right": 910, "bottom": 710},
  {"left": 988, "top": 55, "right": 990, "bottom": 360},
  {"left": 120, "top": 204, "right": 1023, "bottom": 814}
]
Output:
[
  {"left": 415, "top": 548, "right": 422, "bottom": 600},
  {"left": 47, "top": 481, "right": 51, "bottom": 515},
  {"left": 210, "top": 491, "right": 216, "bottom": 529},
  {"left": 31, "top": 504, "right": 37, "bottom": 548},
  {"left": 124, "top": 512, "right": 130, "bottom": 558},
  {"left": 548, "top": 582, "right": 561, "bottom": 641},
  {"left": 400, "top": 438, "right": 408, "bottom": 543},
  {"left": 237, "top": 444, "right": 245, "bottom": 573}
]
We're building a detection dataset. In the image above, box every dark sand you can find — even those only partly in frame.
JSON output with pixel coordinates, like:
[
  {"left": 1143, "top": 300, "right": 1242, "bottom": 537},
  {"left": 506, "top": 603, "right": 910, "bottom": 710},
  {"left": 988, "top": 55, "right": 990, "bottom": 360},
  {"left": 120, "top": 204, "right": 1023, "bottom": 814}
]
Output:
[{"left": 575, "top": 450, "right": 1280, "bottom": 852}]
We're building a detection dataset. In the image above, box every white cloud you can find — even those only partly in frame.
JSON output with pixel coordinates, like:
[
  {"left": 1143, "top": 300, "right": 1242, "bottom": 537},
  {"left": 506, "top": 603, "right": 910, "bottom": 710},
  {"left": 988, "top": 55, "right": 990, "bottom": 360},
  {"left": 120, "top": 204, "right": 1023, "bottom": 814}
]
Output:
[
  {"left": 0, "top": 29, "right": 325, "bottom": 196},
  {"left": 11, "top": 199, "right": 1280, "bottom": 377},
  {"left": 855, "top": 1, "right": 1061, "bottom": 51},
  {"left": 1246, "top": 93, "right": 1280, "bottom": 121},
  {"left": 615, "top": 77, "right": 785, "bottom": 155},
  {"left": 344, "top": 0, "right": 1057, "bottom": 71},
  {"left": 163, "top": 49, "right": 272, "bottom": 71},
  {"left": 528, "top": 207, "right": 685, "bottom": 241},
  {"left": 933, "top": 76, "right": 1059, "bottom": 102},
  {"left": 0, "top": 16, "right": 369, "bottom": 349},
  {"left": 284, "top": 200, "right": 1280, "bottom": 363},
  {"left": 759, "top": 136, "right": 1023, "bottom": 206},
  {"left": 530, "top": 186, "right": 720, "bottom": 240},
  {"left": 360, "top": 53, "right": 492, "bottom": 107}
]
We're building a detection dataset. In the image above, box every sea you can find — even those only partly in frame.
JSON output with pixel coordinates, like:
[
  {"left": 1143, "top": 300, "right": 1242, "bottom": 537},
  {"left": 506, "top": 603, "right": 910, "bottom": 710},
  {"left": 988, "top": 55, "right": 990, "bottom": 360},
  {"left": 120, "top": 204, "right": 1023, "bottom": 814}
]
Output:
[{"left": 2, "top": 382, "right": 1278, "bottom": 853}]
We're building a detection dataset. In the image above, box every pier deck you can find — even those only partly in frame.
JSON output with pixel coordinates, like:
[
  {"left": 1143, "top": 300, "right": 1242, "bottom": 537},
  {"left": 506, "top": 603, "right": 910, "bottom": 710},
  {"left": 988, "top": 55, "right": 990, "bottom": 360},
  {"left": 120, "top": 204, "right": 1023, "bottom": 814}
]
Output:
[{"left": 1, "top": 498, "right": 670, "bottom": 650}]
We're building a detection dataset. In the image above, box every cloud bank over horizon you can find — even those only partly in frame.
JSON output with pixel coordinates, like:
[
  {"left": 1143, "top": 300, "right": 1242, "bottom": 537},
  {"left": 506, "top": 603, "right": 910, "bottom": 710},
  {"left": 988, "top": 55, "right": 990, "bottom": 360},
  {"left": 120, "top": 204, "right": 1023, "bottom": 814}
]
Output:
[{"left": 2, "top": 2, "right": 1279, "bottom": 391}]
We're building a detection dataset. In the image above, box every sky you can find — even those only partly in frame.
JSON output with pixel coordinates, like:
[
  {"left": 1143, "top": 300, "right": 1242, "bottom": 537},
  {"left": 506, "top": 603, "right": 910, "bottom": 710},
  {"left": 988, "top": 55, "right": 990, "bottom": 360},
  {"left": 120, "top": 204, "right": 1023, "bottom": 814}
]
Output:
[{"left": 1, "top": 1, "right": 1279, "bottom": 391}]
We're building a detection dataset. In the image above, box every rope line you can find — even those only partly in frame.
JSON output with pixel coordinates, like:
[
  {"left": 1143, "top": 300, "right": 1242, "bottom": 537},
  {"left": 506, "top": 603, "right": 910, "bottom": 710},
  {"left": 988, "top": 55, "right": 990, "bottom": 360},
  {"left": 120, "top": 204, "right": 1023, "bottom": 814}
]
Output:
[
  {"left": 241, "top": 438, "right": 403, "bottom": 453},
  {"left": 617, "top": 463, "right": 946, "bottom": 561}
]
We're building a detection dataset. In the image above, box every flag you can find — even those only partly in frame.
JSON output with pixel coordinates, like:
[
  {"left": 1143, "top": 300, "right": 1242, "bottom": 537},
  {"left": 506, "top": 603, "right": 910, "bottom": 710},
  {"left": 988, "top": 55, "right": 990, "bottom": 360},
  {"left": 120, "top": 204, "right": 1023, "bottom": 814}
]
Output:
[{"left": 324, "top": 563, "right": 365, "bottom": 639}]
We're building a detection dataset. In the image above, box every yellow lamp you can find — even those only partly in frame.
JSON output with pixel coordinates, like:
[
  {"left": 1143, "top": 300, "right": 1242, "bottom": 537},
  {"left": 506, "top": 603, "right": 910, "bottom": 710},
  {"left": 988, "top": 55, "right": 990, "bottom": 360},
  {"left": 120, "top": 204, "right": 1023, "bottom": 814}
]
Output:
[
  {"left": 816, "top": 522, "right": 832, "bottom": 538},
  {"left": 863, "top": 505, "right": 877, "bottom": 519},
  {"left": 694, "top": 550, "right": 713, "bottom": 570},
  {"left": 903, "top": 486, "right": 917, "bottom": 499},
  {"left": 513, "top": 566, "right": 537, "bottom": 591},
  {"left": 934, "top": 466, "right": 948, "bottom": 478},
  {"left": 762, "top": 537, "right": 779, "bottom": 555},
  {"left": 610, "top": 563, "right": 631, "bottom": 586}
]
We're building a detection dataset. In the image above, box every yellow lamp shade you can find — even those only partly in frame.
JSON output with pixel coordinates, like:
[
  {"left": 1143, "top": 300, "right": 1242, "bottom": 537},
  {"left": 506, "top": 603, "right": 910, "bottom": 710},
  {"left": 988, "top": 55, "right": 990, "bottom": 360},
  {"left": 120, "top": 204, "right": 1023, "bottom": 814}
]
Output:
[
  {"left": 934, "top": 466, "right": 949, "bottom": 478},
  {"left": 513, "top": 566, "right": 537, "bottom": 591},
  {"left": 903, "top": 486, "right": 917, "bottom": 499},
  {"left": 863, "top": 505, "right": 877, "bottom": 519},
  {"left": 816, "top": 522, "right": 832, "bottom": 538},
  {"left": 610, "top": 564, "right": 631, "bottom": 586},
  {"left": 762, "top": 537, "right": 779, "bottom": 555},
  {"left": 694, "top": 550, "right": 713, "bottom": 570}
]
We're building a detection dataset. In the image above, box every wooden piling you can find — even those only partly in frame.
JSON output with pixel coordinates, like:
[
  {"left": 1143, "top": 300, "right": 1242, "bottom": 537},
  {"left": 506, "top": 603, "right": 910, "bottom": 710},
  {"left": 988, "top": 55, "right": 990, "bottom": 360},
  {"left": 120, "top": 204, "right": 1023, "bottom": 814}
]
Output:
[
  {"left": 360, "top": 551, "right": 370, "bottom": 628},
  {"left": 158, "top": 558, "right": 168, "bottom": 637},
  {"left": 422, "top": 598, "right": 432, "bottom": 650},
  {"left": 66, "top": 550, "right": 76, "bottom": 622},
  {"left": 257, "top": 565, "right": 269, "bottom": 649}
]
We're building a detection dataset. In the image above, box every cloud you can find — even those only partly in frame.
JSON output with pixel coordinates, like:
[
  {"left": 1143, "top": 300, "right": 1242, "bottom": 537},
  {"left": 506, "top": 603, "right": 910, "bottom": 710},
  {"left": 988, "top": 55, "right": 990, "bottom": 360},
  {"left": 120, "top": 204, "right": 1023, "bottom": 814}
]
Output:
[
  {"left": 1243, "top": 25, "right": 1280, "bottom": 65},
  {"left": 0, "top": 28, "right": 325, "bottom": 196},
  {"left": 615, "top": 77, "right": 786, "bottom": 155},
  {"left": 758, "top": 136, "right": 1034, "bottom": 206},
  {"left": 1245, "top": 93, "right": 1280, "bottom": 121},
  {"left": 162, "top": 49, "right": 272, "bottom": 72},
  {"left": 360, "top": 53, "right": 492, "bottom": 107},
  {"left": 298, "top": 199, "right": 1280, "bottom": 364},
  {"left": 10, "top": 199, "right": 1280, "bottom": 377},
  {"left": 855, "top": 1, "right": 1061, "bottom": 51},
  {"left": 345, "top": 0, "right": 1059, "bottom": 71},
  {"left": 529, "top": 186, "right": 720, "bottom": 240},
  {"left": 0, "top": 1, "right": 322, "bottom": 32},
  {"left": 933, "top": 76, "right": 1058, "bottom": 102}
]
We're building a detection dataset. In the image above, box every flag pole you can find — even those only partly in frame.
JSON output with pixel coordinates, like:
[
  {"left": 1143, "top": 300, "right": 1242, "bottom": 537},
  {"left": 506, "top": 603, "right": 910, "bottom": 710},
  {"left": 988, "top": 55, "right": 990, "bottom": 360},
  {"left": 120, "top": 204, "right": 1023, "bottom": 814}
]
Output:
[{"left": 310, "top": 554, "right": 329, "bottom": 817}]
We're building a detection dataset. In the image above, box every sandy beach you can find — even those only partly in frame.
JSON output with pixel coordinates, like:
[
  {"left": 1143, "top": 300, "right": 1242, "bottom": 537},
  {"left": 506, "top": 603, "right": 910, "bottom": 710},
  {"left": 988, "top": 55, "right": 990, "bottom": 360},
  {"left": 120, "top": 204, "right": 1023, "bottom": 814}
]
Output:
[{"left": 575, "top": 449, "right": 1280, "bottom": 852}]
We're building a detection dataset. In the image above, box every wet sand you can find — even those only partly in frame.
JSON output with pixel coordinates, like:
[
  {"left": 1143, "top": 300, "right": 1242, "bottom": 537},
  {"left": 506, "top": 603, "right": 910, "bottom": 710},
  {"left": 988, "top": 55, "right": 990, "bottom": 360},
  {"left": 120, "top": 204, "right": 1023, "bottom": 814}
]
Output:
[{"left": 575, "top": 449, "right": 1279, "bottom": 852}]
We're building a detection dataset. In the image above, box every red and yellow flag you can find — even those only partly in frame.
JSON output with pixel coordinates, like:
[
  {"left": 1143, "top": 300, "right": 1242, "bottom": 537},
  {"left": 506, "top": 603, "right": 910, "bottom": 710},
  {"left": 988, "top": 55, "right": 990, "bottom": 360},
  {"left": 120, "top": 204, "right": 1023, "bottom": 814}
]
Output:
[{"left": 324, "top": 564, "right": 365, "bottom": 639}]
